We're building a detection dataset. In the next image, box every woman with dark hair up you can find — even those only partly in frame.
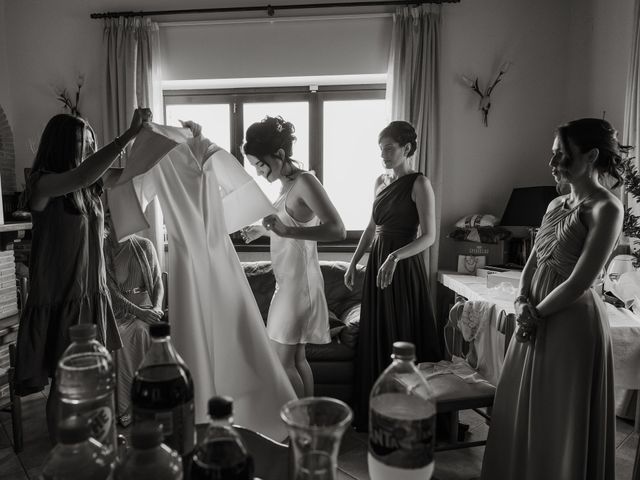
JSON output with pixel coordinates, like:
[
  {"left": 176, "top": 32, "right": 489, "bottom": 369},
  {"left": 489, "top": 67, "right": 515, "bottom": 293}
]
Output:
[
  {"left": 14, "top": 109, "right": 151, "bottom": 439},
  {"left": 242, "top": 115, "right": 346, "bottom": 398},
  {"left": 481, "top": 118, "right": 624, "bottom": 479},
  {"left": 345, "top": 120, "right": 442, "bottom": 431}
]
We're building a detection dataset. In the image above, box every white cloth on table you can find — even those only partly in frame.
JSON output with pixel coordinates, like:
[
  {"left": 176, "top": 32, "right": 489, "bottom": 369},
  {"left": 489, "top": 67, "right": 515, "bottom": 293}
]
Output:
[
  {"left": 455, "top": 300, "right": 505, "bottom": 386},
  {"left": 109, "top": 124, "right": 295, "bottom": 440},
  {"left": 607, "top": 303, "right": 640, "bottom": 389}
]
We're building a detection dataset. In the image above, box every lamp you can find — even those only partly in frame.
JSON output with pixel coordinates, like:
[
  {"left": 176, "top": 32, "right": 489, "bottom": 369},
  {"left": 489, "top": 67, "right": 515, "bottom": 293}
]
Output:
[{"left": 500, "top": 186, "right": 559, "bottom": 264}]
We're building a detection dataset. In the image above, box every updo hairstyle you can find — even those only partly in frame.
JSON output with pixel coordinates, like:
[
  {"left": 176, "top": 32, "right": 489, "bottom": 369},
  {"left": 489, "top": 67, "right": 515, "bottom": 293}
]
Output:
[
  {"left": 243, "top": 116, "right": 297, "bottom": 160},
  {"left": 378, "top": 121, "right": 418, "bottom": 157},
  {"left": 556, "top": 118, "right": 631, "bottom": 188}
]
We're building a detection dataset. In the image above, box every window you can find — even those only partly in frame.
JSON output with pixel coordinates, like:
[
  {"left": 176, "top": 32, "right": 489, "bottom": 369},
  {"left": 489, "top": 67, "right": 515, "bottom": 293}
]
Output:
[{"left": 163, "top": 85, "right": 387, "bottom": 243}]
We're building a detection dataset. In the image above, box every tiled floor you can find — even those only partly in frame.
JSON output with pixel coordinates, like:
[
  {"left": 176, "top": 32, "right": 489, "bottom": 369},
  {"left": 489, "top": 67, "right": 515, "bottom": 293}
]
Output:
[{"left": 1, "top": 390, "right": 638, "bottom": 479}]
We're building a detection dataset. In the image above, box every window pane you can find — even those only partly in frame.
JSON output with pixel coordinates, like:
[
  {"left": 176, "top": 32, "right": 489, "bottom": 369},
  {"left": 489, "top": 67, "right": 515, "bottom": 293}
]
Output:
[
  {"left": 242, "top": 102, "right": 309, "bottom": 203},
  {"left": 165, "top": 104, "right": 231, "bottom": 152},
  {"left": 323, "top": 99, "right": 387, "bottom": 230}
]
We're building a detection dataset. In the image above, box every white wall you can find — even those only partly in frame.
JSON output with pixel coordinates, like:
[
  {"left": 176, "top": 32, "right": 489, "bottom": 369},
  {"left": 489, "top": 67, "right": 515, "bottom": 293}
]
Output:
[
  {"left": 2, "top": 0, "right": 637, "bottom": 266},
  {"left": 564, "top": 0, "right": 635, "bottom": 131},
  {"left": 438, "top": 0, "right": 573, "bottom": 268},
  {"left": 0, "top": 0, "right": 13, "bottom": 123}
]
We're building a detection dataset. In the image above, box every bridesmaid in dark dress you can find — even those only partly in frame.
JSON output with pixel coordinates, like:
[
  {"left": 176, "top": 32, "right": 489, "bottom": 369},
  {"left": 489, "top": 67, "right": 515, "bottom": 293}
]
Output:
[
  {"left": 345, "top": 121, "right": 442, "bottom": 431},
  {"left": 481, "top": 118, "right": 623, "bottom": 479},
  {"left": 15, "top": 108, "right": 151, "bottom": 440}
]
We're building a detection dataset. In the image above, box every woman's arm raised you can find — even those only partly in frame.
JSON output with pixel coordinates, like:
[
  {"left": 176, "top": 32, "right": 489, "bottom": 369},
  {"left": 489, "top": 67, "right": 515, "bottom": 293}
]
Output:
[{"left": 31, "top": 109, "right": 150, "bottom": 208}]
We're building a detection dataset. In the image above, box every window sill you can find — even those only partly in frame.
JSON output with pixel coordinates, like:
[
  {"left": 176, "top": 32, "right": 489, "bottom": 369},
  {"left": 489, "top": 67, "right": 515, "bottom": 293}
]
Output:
[
  {"left": 233, "top": 242, "right": 359, "bottom": 253},
  {"left": 165, "top": 240, "right": 361, "bottom": 254}
]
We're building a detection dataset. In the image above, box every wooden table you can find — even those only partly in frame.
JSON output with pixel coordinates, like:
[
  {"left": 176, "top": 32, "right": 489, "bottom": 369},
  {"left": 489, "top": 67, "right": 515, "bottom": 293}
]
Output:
[{"left": 438, "top": 271, "right": 640, "bottom": 431}]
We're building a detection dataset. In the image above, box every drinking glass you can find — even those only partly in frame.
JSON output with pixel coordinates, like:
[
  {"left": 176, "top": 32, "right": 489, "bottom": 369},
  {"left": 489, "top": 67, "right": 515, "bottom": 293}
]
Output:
[{"left": 280, "top": 397, "right": 352, "bottom": 480}]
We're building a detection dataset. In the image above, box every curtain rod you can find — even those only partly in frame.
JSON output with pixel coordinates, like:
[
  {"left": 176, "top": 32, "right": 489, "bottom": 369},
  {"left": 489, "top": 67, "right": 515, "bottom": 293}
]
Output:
[
  {"left": 158, "top": 12, "right": 392, "bottom": 27},
  {"left": 90, "top": 1, "right": 457, "bottom": 19}
]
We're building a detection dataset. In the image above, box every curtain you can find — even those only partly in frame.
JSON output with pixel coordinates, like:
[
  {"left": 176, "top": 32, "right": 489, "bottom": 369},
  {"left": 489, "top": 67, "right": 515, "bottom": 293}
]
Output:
[
  {"left": 386, "top": 5, "right": 441, "bottom": 290},
  {"left": 102, "top": 17, "right": 164, "bottom": 269},
  {"left": 624, "top": 0, "right": 640, "bottom": 247}
]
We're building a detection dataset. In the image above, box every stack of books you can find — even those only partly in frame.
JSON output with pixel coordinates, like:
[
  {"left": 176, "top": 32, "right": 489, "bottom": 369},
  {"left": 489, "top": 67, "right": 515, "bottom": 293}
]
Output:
[
  {"left": 12, "top": 238, "right": 30, "bottom": 267},
  {"left": 0, "top": 313, "right": 18, "bottom": 403},
  {"left": 0, "top": 250, "right": 17, "bottom": 319}
]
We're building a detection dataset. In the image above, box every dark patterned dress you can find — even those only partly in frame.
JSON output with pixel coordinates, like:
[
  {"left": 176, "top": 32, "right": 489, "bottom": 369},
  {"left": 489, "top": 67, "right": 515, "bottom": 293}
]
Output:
[
  {"left": 354, "top": 172, "right": 442, "bottom": 430},
  {"left": 481, "top": 197, "right": 616, "bottom": 480},
  {"left": 15, "top": 174, "right": 121, "bottom": 395}
]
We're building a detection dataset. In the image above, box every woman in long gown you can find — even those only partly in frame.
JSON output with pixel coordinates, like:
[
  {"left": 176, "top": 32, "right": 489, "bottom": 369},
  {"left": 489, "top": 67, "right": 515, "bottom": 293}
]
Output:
[
  {"left": 345, "top": 121, "right": 442, "bottom": 431},
  {"left": 104, "top": 217, "right": 164, "bottom": 426},
  {"left": 481, "top": 118, "right": 624, "bottom": 480},
  {"left": 241, "top": 116, "right": 346, "bottom": 398},
  {"left": 15, "top": 108, "right": 150, "bottom": 439}
]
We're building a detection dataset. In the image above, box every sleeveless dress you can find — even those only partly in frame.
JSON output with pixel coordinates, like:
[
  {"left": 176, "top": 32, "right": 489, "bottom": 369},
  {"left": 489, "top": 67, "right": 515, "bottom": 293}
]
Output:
[
  {"left": 354, "top": 172, "right": 442, "bottom": 430},
  {"left": 481, "top": 196, "right": 616, "bottom": 480},
  {"left": 106, "top": 236, "right": 161, "bottom": 426},
  {"left": 267, "top": 173, "right": 330, "bottom": 345},
  {"left": 15, "top": 178, "right": 121, "bottom": 395}
]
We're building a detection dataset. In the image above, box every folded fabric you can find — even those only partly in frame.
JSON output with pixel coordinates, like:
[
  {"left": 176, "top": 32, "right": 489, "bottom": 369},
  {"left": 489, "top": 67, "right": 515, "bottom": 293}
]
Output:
[
  {"left": 459, "top": 300, "right": 493, "bottom": 342},
  {"left": 447, "top": 226, "right": 511, "bottom": 244},
  {"left": 418, "top": 357, "right": 493, "bottom": 385}
]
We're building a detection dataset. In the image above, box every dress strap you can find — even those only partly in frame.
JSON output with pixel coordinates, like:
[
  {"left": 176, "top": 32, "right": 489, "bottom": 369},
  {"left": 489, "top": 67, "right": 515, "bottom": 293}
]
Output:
[{"left": 562, "top": 190, "right": 597, "bottom": 211}]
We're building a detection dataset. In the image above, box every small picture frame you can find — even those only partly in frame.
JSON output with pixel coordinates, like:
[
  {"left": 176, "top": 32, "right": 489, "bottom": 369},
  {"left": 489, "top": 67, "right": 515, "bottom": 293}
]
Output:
[{"left": 457, "top": 255, "right": 486, "bottom": 275}]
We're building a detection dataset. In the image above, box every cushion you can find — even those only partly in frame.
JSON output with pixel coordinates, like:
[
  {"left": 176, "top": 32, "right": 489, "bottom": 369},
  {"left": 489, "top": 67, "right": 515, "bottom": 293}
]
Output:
[
  {"left": 455, "top": 214, "right": 498, "bottom": 229},
  {"left": 448, "top": 226, "right": 511, "bottom": 244},
  {"left": 339, "top": 305, "right": 360, "bottom": 349}
]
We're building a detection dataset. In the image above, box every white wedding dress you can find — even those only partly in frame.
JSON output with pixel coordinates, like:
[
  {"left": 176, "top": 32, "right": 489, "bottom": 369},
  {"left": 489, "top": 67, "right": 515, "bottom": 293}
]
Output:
[{"left": 109, "top": 124, "right": 296, "bottom": 439}]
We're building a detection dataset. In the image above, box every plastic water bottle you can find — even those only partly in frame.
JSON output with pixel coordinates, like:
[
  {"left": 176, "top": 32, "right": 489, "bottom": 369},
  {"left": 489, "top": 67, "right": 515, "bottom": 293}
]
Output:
[
  {"left": 368, "top": 342, "right": 436, "bottom": 480},
  {"left": 131, "top": 323, "right": 195, "bottom": 461},
  {"left": 114, "top": 421, "right": 183, "bottom": 479},
  {"left": 56, "top": 324, "right": 117, "bottom": 459},
  {"left": 191, "top": 396, "right": 254, "bottom": 480},
  {"left": 40, "top": 416, "right": 112, "bottom": 480}
]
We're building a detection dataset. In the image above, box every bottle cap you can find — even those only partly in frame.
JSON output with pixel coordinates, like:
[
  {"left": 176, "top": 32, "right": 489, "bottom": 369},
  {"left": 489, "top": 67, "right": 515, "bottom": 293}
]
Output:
[
  {"left": 392, "top": 341, "right": 415, "bottom": 360},
  {"left": 208, "top": 396, "right": 233, "bottom": 418},
  {"left": 57, "top": 416, "right": 91, "bottom": 444},
  {"left": 149, "top": 323, "right": 170, "bottom": 338},
  {"left": 69, "top": 324, "right": 97, "bottom": 342},
  {"left": 131, "top": 421, "right": 163, "bottom": 449}
]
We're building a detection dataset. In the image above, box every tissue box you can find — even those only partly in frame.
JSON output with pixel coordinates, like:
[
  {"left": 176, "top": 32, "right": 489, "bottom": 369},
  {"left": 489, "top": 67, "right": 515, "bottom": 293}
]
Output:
[{"left": 486, "top": 270, "right": 522, "bottom": 289}]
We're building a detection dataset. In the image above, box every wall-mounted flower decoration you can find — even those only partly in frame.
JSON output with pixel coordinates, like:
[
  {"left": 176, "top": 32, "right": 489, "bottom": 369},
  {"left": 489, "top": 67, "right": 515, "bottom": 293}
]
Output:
[
  {"left": 55, "top": 74, "right": 85, "bottom": 118},
  {"left": 462, "top": 61, "right": 512, "bottom": 127}
]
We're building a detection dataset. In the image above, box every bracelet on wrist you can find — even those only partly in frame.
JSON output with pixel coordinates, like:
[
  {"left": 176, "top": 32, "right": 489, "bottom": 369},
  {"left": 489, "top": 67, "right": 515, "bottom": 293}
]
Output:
[{"left": 388, "top": 252, "right": 399, "bottom": 263}]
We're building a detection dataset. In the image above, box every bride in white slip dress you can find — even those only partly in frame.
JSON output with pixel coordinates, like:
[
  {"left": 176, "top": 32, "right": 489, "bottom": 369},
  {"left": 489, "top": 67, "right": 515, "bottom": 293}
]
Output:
[{"left": 242, "top": 116, "right": 346, "bottom": 398}]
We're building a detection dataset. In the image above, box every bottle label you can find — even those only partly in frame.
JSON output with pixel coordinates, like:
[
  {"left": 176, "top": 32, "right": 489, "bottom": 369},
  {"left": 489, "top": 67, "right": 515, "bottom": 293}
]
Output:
[
  {"left": 85, "top": 406, "right": 113, "bottom": 444},
  {"left": 133, "top": 400, "right": 195, "bottom": 455},
  {"left": 60, "top": 394, "right": 116, "bottom": 454},
  {"left": 369, "top": 409, "right": 435, "bottom": 469}
]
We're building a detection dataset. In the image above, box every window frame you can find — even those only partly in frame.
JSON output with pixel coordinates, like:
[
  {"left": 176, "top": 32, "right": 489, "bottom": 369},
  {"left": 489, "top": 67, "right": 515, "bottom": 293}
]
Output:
[{"left": 163, "top": 83, "right": 386, "bottom": 252}]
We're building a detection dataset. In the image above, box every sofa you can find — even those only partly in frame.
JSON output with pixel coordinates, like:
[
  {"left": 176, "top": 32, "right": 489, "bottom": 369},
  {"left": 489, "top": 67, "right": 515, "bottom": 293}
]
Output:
[{"left": 242, "top": 260, "right": 365, "bottom": 406}]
